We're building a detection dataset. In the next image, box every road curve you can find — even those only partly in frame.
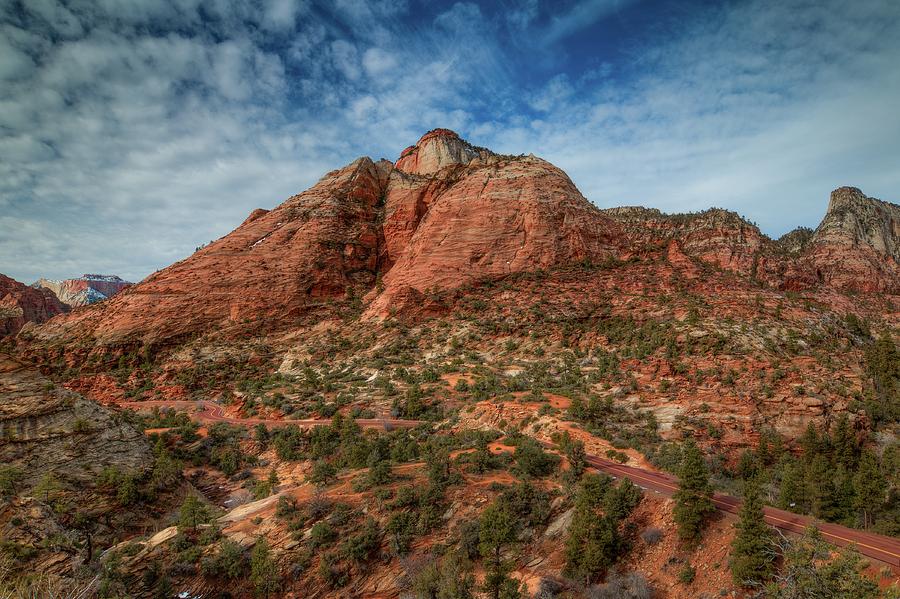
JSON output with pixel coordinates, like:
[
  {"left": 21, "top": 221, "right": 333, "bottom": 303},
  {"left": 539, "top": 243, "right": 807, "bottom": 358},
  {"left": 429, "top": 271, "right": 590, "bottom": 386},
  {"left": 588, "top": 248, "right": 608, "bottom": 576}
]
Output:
[
  {"left": 120, "top": 400, "right": 424, "bottom": 430},
  {"left": 581, "top": 452, "right": 900, "bottom": 568},
  {"left": 121, "top": 401, "right": 898, "bottom": 567}
]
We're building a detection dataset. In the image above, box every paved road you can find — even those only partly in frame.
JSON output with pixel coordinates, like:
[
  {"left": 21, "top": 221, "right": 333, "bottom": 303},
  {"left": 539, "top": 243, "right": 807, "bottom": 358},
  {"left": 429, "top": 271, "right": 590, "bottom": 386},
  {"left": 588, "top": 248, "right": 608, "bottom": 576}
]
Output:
[
  {"left": 121, "top": 400, "right": 898, "bottom": 566},
  {"left": 582, "top": 452, "right": 900, "bottom": 568},
  {"left": 120, "top": 400, "right": 424, "bottom": 430}
]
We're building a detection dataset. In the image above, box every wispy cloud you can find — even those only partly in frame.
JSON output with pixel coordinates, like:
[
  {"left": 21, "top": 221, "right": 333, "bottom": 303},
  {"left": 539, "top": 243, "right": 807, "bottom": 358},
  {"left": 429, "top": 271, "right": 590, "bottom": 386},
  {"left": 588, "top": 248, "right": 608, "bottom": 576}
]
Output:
[
  {"left": 0, "top": 0, "right": 898, "bottom": 284},
  {"left": 542, "top": 0, "right": 640, "bottom": 45}
]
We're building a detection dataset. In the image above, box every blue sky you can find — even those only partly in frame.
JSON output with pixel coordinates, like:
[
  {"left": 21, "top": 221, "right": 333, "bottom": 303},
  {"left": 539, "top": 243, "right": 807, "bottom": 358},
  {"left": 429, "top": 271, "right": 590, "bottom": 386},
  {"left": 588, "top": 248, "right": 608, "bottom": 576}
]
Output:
[{"left": 1, "top": 0, "right": 899, "bottom": 283}]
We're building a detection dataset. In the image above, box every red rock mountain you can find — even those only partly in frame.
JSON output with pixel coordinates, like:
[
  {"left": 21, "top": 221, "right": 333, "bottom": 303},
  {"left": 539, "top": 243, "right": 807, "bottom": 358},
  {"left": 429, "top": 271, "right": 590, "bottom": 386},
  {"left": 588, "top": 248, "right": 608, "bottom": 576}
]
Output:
[
  {"left": 28, "top": 130, "right": 620, "bottom": 349},
  {"left": 34, "top": 274, "right": 132, "bottom": 307},
  {"left": 601, "top": 187, "right": 900, "bottom": 293},
  {"left": 0, "top": 274, "right": 65, "bottom": 336},
  {"left": 24, "top": 130, "right": 900, "bottom": 352}
]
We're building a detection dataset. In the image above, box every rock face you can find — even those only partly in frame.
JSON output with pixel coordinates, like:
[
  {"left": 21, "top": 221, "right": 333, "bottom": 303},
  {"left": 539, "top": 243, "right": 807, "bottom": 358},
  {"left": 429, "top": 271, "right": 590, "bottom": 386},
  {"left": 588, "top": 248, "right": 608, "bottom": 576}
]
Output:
[
  {"left": 29, "top": 157, "right": 391, "bottom": 347},
  {"left": 603, "top": 190, "right": 900, "bottom": 292},
  {"left": 34, "top": 274, "right": 132, "bottom": 307},
  {"left": 774, "top": 227, "right": 814, "bottom": 256},
  {"left": 22, "top": 130, "right": 900, "bottom": 355},
  {"left": 799, "top": 187, "right": 900, "bottom": 292},
  {"left": 29, "top": 131, "right": 621, "bottom": 349},
  {"left": 0, "top": 353, "right": 154, "bottom": 579},
  {"left": 0, "top": 273, "right": 66, "bottom": 336},
  {"left": 369, "top": 153, "right": 620, "bottom": 316},
  {"left": 0, "top": 353, "right": 150, "bottom": 486},
  {"left": 602, "top": 207, "right": 768, "bottom": 276},
  {"left": 394, "top": 128, "right": 491, "bottom": 175}
]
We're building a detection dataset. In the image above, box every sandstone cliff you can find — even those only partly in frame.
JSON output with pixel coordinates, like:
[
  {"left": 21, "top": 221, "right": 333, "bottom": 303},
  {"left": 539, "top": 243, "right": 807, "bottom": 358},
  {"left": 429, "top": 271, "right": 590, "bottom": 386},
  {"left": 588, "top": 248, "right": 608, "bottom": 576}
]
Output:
[
  {"left": 799, "top": 187, "right": 900, "bottom": 292},
  {"left": 27, "top": 131, "right": 623, "bottom": 349},
  {"left": 21, "top": 131, "right": 900, "bottom": 357},
  {"left": 601, "top": 206, "right": 768, "bottom": 276},
  {"left": 0, "top": 273, "right": 65, "bottom": 336},
  {"left": 602, "top": 189, "right": 900, "bottom": 293},
  {"left": 394, "top": 127, "right": 492, "bottom": 175},
  {"left": 26, "top": 157, "right": 391, "bottom": 348}
]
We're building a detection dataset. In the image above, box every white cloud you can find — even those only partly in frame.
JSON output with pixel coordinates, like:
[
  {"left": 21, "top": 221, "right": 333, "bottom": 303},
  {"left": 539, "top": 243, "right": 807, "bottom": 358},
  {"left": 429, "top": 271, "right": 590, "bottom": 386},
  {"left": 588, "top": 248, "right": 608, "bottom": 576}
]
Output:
[
  {"left": 261, "top": 0, "right": 306, "bottom": 31},
  {"left": 542, "top": 0, "right": 639, "bottom": 45},
  {"left": 529, "top": 74, "right": 574, "bottom": 112},
  {"left": 0, "top": 0, "right": 898, "bottom": 285},
  {"left": 507, "top": 0, "right": 538, "bottom": 30},
  {"left": 0, "top": 37, "right": 34, "bottom": 80},
  {"left": 330, "top": 39, "right": 361, "bottom": 80},
  {"left": 362, "top": 47, "right": 397, "bottom": 77},
  {"left": 25, "top": 0, "right": 84, "bottom": 37}
]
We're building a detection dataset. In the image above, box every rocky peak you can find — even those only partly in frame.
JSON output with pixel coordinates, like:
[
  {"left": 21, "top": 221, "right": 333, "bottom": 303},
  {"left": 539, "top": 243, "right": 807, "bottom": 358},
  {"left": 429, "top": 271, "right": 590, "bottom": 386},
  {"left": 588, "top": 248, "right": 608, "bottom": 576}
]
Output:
[
  {"left": 394, "top": 128, "right": 491, "bottom": 176},
  {"left": 789, "top": 187, "right": 900, "bottom": 293},
  {"left": 813, "top": 186, "right": 900, "bottom": 260},
  {"left": 601, "top": 205, "right": 767, "bottom": 275},
  {"left": 1, "top": 273, "right": 65, "bottom": 336},
  {"left": 774, "top": 227, "right": 814, "bottom": 255}
]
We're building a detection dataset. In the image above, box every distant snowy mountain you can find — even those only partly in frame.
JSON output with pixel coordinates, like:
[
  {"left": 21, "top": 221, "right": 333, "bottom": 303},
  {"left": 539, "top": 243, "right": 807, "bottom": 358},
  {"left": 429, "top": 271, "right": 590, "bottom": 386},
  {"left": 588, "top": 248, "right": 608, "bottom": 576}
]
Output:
[{"left": 33, "top": 274, "right": 131, "bottom": 307}]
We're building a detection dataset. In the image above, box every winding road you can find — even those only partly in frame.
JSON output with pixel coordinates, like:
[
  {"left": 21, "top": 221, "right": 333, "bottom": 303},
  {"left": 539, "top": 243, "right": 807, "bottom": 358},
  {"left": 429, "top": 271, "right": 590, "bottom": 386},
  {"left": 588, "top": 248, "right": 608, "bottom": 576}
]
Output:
[
  {"left": 120, "top": 400, "right": 424, "bottom": 430},
  {"left": 582, "top": 452, "right": 900, "bottom": 568},
  {"left": 122, "top": 399, "right": 899, "bottom": 567}
]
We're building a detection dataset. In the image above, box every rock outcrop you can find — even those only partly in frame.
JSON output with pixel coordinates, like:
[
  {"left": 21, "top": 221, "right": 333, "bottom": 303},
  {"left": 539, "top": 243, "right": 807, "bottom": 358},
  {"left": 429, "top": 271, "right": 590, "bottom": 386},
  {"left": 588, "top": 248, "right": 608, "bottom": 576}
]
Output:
[
  {"left": 34, "top": 274, "right": 132, "bottom": 307},
  {"left": 28, "top": 131, "right": 622, "bottom": 349},
  {"left": 774, "top": 227, "right": 814, "bottom": 256},
  {"left": 799, "top": 187, "right": 900, "bottom": 292},
  {"left": 20, "top": 131, "right": 900, "bottom": 357},
  {"left": 0, "top": 353, "right": 156, "bottom": 580},
  {"left": 0, "top": 353, "right": 150, "bottom": 486},
  {"left": 28, "top": 157, "right": 392, "bottom": 347},
  {"left": 369, "top": 153, "right": 621, "bottom": 316},
  {"left": 603, "top": 189, "right": 900, "bottom": 293},
  {"left": 0, "top": 273, "right": 65, "bottom": 336},
  {"left": 394, "top": 128, "right": 491, "bottom": 175},
  {"left": 602, "top": 206, "right": 769, "bottom": 276}
]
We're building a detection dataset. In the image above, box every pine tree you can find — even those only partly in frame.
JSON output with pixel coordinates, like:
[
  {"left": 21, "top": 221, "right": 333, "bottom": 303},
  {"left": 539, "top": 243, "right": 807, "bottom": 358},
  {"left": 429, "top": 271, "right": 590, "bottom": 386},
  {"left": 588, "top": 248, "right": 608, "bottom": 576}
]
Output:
[
  {"left": 798, "top": 422, "right": 820, "bottom": 463},
  {"left": 865, "top": 332, "right": 900, "bottom": 423},
  {"left": 568, "top": 396, "right": 586, "bottom": 420},
  {"left": 777, "top": 458, "right": 808, "bottom": 512},
  {"left": 730, "top": 478, "right": 773, "bottom": 587},
  {"left": 853, "top": 450, "right": 886, "bottom": 529},
  {"left": 673, "top": 439, "right": 715, "bottom": 542},
  {"left": 479, "top": 501, "right": 519, "bottom": 599},
  {"left": 831, "top": 414, "right": 858, "bottom": 469},
  {"left": 736, "top": 449, "right": 759, "bottom": 480},
  {"left": 470, "top": 436, "right": 495, "bottom": 474},
  {"left": 250, "top": 537, "right": 280, "bottom": 598},
  {"left": 831, "top": 465, "right": 856, "bottom": 523},
  {"left": 308, "top": 459, "right": 337, "bottom": 488},
  {"left": 806, "top": 455, "right": 838, "bottom": 521},
  {"left": 564, "top": 497, "right": 621, "bottom": 584},
  {"left": 179, "top": 494, "right": 209, "bottom": 532},
  {"left": 34, "top": 472, "right": 61, "bottom": 504},
  {"left": 603, "top": 478, "right": 642, "bottom": 521},
  {"left": 768, "top": 527, "right": 880, "bottom": 599},
  {"left": 565, "top": 439, "right": 587, "bottom": 478},
  {"left": 564, "top": 475, "right": 638, "bottom": 584},
  {"left": 412, "top": 552, "right": 475, "bottom": 599},
  {"left": 254, "top": 423, "right": 269, "bottom": 448},
  {"left": 426, "top": 445, "right": 452, "bottom": 488}
]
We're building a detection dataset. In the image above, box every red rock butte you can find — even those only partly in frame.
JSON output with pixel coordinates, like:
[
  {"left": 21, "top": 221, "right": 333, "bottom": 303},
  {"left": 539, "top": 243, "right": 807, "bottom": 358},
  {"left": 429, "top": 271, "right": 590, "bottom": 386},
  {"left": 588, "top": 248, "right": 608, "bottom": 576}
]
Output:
[{"left": 15, "top": 130, "right": 900, "bottom": 352}]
